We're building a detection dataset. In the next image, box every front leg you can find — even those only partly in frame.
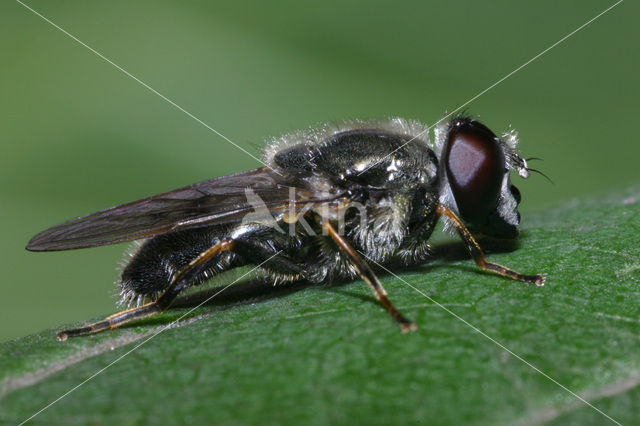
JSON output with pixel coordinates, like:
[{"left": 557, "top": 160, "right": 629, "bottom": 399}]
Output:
[{"left": 436, "top": 204, "right": 546, "bottom": 286}]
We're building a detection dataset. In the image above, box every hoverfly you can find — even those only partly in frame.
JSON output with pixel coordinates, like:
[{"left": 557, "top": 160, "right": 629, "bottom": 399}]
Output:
[{"left": 27, "top": 116, "right": 546, "bottom": 340}]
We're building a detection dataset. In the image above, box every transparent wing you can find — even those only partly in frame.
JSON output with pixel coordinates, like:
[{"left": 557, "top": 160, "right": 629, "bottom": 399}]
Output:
[{"left": 27, "top": 168, "right": 321, "bottom": 251}]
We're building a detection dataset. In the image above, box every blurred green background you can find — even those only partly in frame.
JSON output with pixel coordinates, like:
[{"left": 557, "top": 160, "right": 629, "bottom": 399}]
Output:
[{"left": 0, "top": 0, "right": 637, "bottom": 342}]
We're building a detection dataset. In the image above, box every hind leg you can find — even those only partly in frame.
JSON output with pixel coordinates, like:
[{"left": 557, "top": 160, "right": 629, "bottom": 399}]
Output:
[
  {"left": 118, "top": 227, "right": 236, "bottom": 306},
  {"left": 58, "top": 239, "right": 237, "bottom": 340},
  {"left": 58, "top": 226, "right": 305, "bottom": 340}
]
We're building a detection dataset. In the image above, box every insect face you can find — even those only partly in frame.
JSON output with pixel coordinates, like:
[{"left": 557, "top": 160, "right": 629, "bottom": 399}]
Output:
[{"left": 439, "top": 117, "right": 525, "bottom": 239}]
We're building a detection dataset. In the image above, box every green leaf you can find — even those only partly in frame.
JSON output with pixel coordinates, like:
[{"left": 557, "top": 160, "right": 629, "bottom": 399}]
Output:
[{"left": 1, "top": 184, "right": 639, "bottom": 425}]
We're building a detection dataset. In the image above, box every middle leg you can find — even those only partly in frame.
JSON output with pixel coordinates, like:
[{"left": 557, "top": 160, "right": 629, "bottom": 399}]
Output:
[{"left": 322, "top": 220, "right": 417, "bottom": 332}]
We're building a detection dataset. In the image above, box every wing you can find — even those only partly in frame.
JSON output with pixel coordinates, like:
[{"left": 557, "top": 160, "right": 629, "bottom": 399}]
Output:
[{"left": 26, "top": 167, "right": 324, "bottom": 251}]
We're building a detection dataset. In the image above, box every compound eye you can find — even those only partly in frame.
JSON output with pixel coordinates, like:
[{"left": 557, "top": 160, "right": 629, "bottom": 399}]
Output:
[{"left": 444, "top": 129, "right": 505, "bottom": 225}]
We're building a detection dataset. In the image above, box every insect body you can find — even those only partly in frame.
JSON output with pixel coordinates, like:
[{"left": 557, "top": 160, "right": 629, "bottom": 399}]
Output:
[{"left": 27, "top": 116, "right": 546, "bottom": 340}]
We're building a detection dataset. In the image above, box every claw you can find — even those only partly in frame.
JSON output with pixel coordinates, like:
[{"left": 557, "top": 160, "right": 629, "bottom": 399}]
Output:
[{"left": 400, "top": 321, "right": 418, "bottom": 333}]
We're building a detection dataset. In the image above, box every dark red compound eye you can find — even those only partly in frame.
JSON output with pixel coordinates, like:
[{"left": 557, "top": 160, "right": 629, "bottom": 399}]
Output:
[{"left": 443, "top": 123, "right": 505, "bottom": 226}]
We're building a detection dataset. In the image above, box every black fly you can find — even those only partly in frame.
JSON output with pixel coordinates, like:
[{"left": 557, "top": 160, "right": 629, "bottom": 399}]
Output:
[{"left": 27, "top": 116, "right": 546, "bottom": 340}]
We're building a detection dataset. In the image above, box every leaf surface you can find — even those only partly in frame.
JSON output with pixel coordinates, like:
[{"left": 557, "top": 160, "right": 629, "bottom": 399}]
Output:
[{"left": 1, "top": 185, "right": 639, "bottom": 425}]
